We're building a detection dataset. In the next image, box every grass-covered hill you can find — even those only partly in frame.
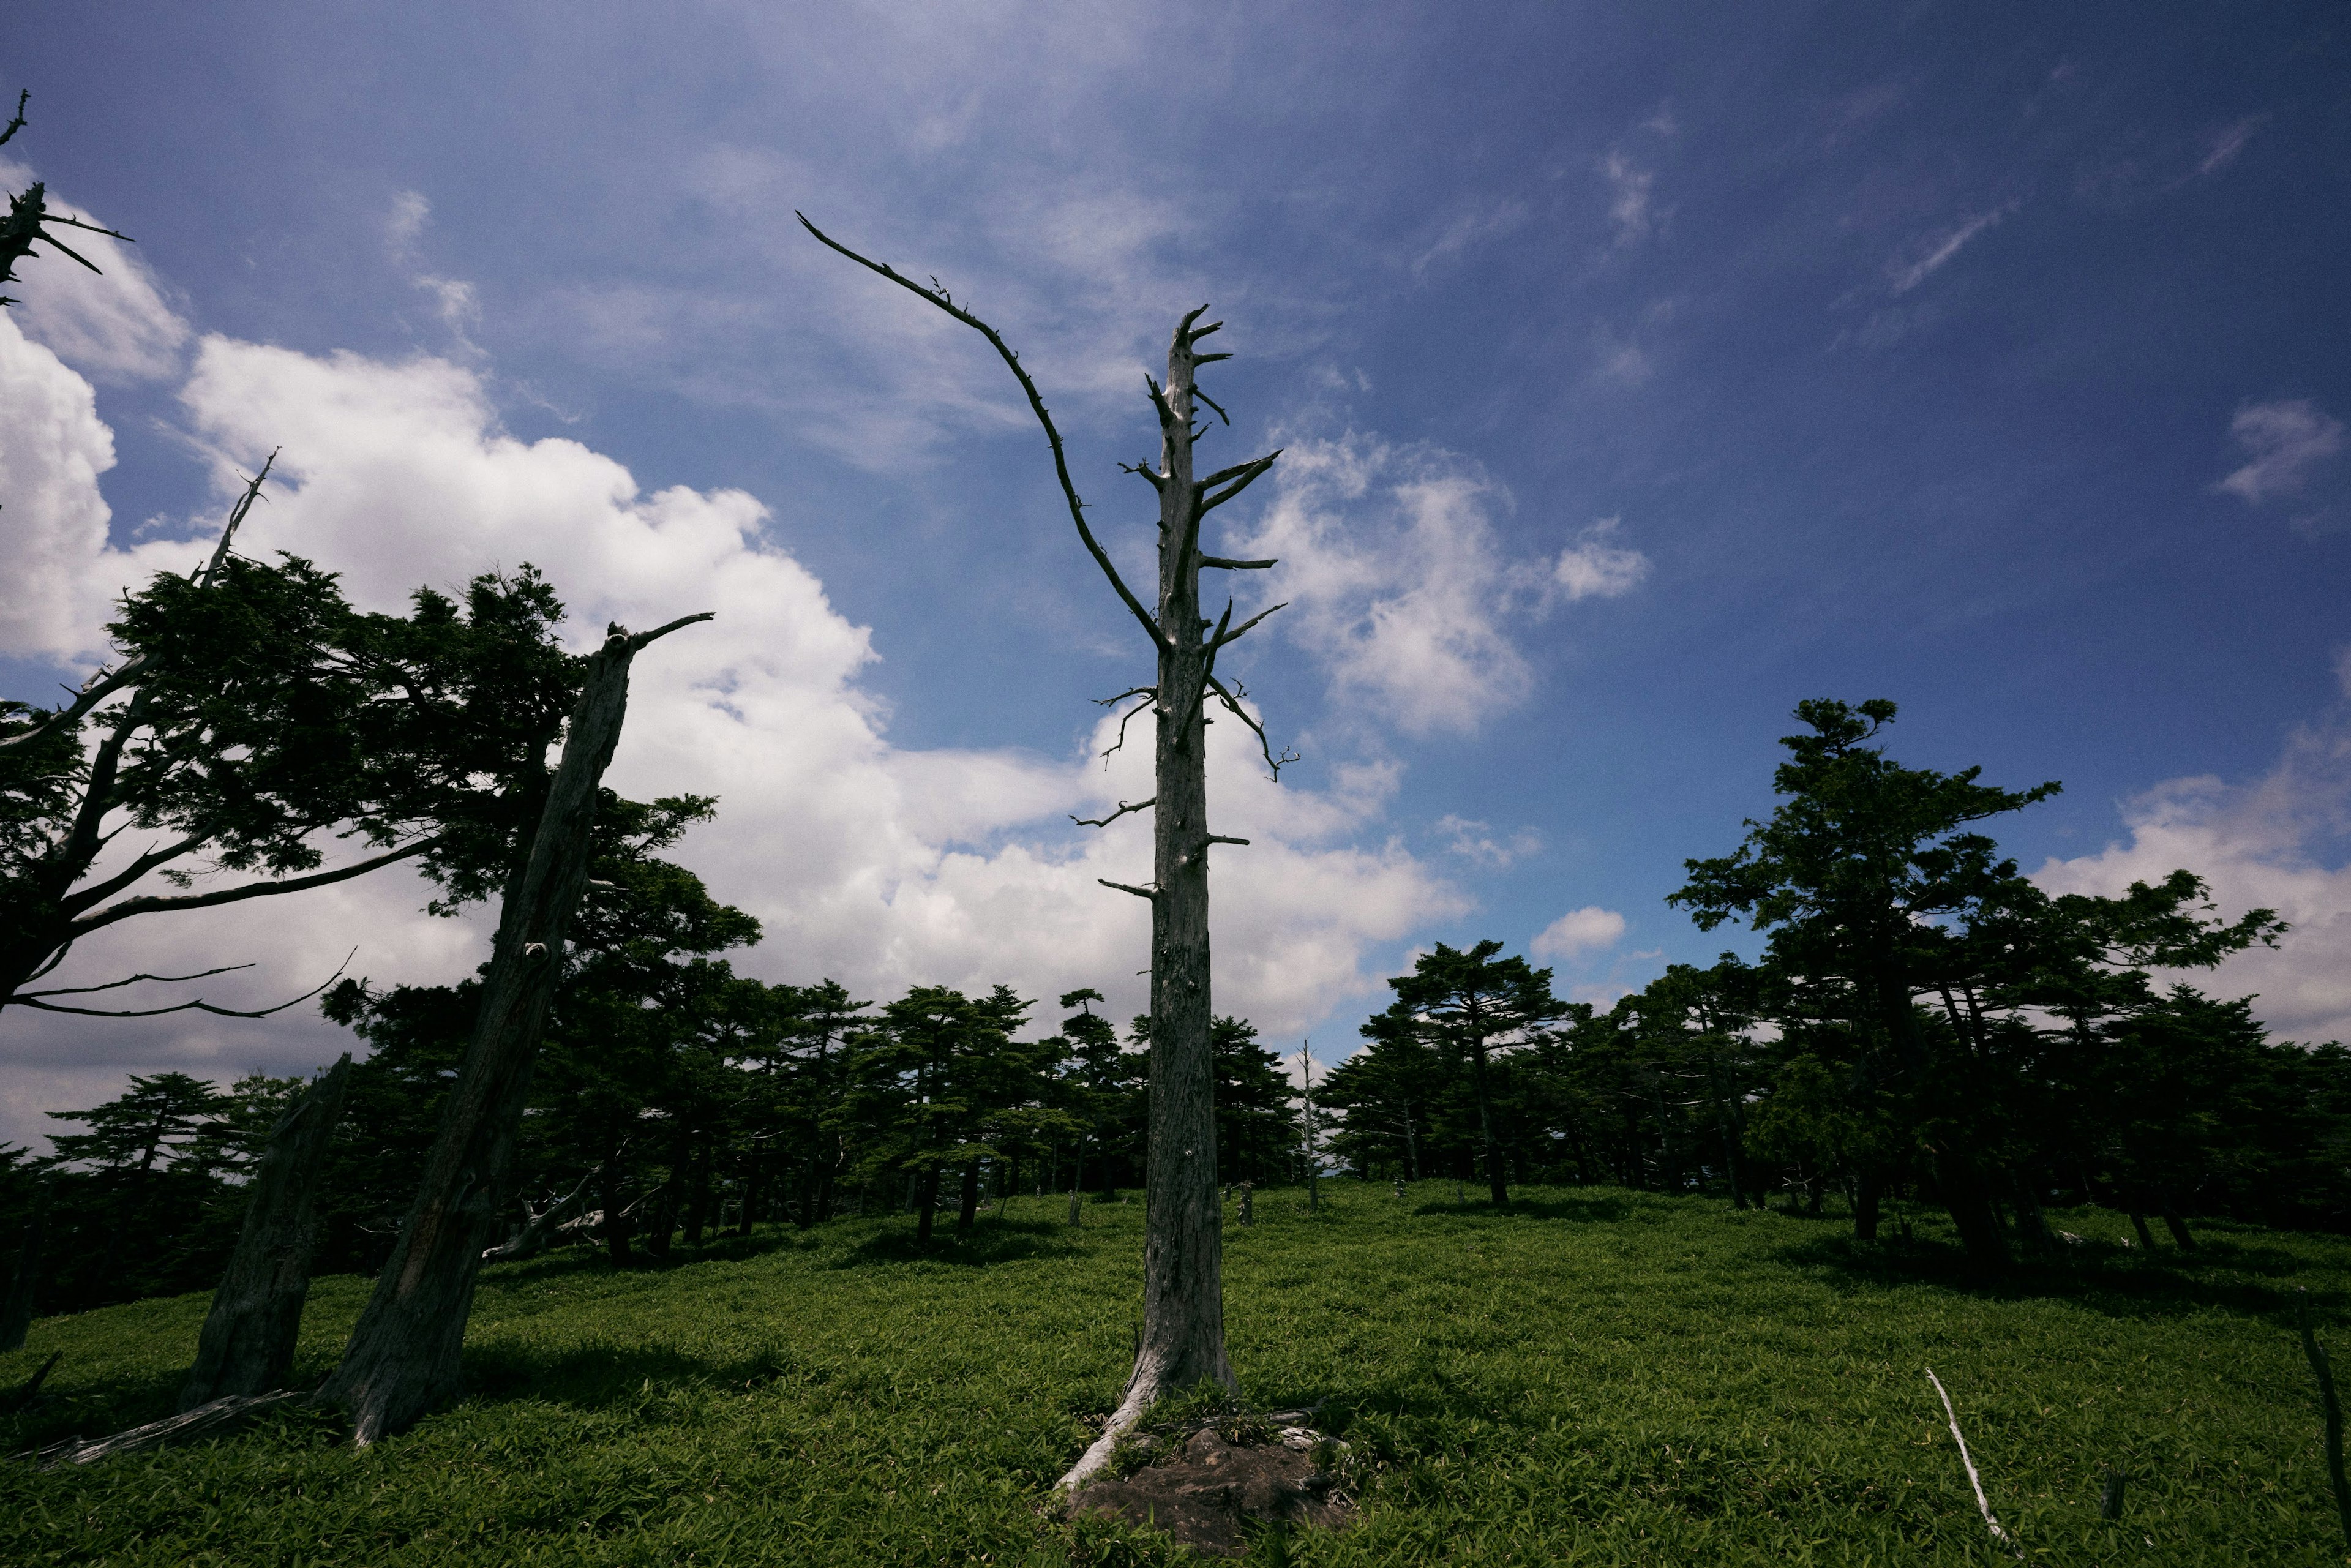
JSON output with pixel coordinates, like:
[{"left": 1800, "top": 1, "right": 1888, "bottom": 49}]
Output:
[{"left": 2, "top": 1185, "right": 2343, "bottom": 1565}]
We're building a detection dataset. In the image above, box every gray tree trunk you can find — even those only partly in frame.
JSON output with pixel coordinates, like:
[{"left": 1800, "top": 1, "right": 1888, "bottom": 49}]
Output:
[
  {"left": 177, "top": 1053, "right": 353, "bottom": 1409},
  {"left": 798, "top": 217, "right": 1287, "bottom": 1494},
  {"left": 1, "top": 1196, "right": 45, "bottom": 1352},
  {"left": 316, "top": 613, "right": 707, "bottom": 1444}
]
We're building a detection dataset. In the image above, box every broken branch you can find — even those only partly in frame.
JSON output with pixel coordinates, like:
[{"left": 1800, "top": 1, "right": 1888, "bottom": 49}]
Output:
[
  {"left": 15, "top": 947, "right": 354, "bottom": 1019},
  {"left": 1199, "top": 555, "right": 1277, "bottom": 570},
  {"left": 1211, "top": 600, "right": 1288, "bottom": 650},
  {"left": 1206, "top": 675, "right": 1299, "bottom": 779},
  {"left": 1926, "top": 1368, "right": 2022, "bottom": 1559},
  {"left": 797, "top": 212, "right": 1166, "bottom": 651},
  {"left": 1098, "top": 879, "right": 1159, "bottom": 901},
  {"left": 1073, "top": 797, "right": 1155, "bottom": 829}
]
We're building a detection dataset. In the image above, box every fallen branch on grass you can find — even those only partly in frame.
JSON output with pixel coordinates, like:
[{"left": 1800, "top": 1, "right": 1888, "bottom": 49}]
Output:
[
  {"left": 18, "top": 1389, "right": 312, "bottom": 1468},
  {"left": 1926, "top": 1367, "right": 2023, "bottom": 1559}
]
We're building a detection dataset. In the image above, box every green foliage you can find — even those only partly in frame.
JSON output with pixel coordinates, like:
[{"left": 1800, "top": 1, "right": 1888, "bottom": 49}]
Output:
[{"left": 4, "top": 1188, "right": 2347, "bottom": 1563}]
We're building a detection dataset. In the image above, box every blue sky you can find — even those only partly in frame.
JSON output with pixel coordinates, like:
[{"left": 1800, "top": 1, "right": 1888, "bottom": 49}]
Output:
[{"left": 4, "top": 2, "right": 2349, "bottom": 1146}]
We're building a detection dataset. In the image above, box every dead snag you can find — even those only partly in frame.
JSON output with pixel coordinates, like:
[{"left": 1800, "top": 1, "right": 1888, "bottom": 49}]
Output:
[
  {"left": 318, "top": 613, "right": 710, "bottom": 1444},
  {"left": 178, "top": 1054, "right": 355, "bottom": 1410},
  {"left": 801, "top": 216, "right": 1292, "bottom": 1492}
]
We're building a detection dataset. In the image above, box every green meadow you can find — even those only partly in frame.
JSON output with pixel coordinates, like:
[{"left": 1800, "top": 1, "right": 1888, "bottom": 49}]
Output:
[{"left": 2, "top": 1186, "right": 2343, "bottom": 1566}]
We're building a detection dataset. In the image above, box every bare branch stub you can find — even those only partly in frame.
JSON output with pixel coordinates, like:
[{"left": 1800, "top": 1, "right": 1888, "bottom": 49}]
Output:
[
  {"left": 1098, "top": 878, "right": 1160, "bottom": 901},
  {"left": 1073, "top": 797, "right": 1156, "bottom": 830},
  {"left": 0, "top": 90, "right": 26, "bottom": 148}
]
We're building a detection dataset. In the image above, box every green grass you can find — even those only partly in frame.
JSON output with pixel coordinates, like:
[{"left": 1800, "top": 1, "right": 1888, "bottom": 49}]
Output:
[{"left": 3, "top": 1185, "right": 2346, "bottom": 1564}]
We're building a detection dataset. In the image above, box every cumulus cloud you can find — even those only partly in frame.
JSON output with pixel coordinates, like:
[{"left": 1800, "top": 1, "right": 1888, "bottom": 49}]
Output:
[
  {"left": 0, "top": 336, "right": 1467, "bottom": 1148},
  {"left": 1228, "top": 437, "right": 1646, "bottom": 736},
  {"left": 1531, "top": 906, "right": 1627, "bottom": 962},
  {"left": 2034, "top": 688, "right": 2351, "bottom": 1046},
  {"left": 0, "top": 315, "right": 171, "bottom": 662},
  {"left": 1550, "top": 516, "right": 1651, "bottom": 601},
  {"left": 2214, "top": 398, "right": 2344, "bottom": 506},
  {"left": 0, "top": 160, "right": 189, "bottom": 382}
]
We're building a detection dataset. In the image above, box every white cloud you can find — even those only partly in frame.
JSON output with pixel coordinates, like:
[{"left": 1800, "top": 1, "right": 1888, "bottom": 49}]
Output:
[
  {"left": 0, "top": 314, "right": 159, "bottom": 663},
  {"left": 1550, "top": 516, "right": 1651, "bottom": 601},
  {"left": 1531, "top": 906, "right": 1627, "bottom": 962},
  {"left": 383, "top": 190, "right": 483, "bottom": 352},
  {"left": 1888, "top": 204, "right": 2014, "bottom": 294},
  {"left": 1228, "top": 437, "right": 1646, "bottom": 737},
  {"left": 2034, "top": 692, "right": 2351, "bottom": 1046},
  {"left": 0, "top": 336, "right": 1466, "bottom": 1149},
  {"left": 0, "top": 159, "right": 189, "bottom": 383},
  {"left": 1435, "top": 814, "right": 1542, "bottom": 869},
  {"left": 1597, "top": 150, "right": 1658, "bottom": 246},
  {"left": 1411, "top": 201, "right": 1529, "bottom": 278},
  {"left": 2214, "top": 398, "right": 2344, "bottom": 506}
]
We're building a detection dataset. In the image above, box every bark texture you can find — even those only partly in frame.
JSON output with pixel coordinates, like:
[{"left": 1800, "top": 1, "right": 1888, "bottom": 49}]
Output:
[
  {"left": 177, "top": 1054, "right": 354, "bottom": 1409},
  {"left": 317, "top": 615, "right": 707, "bottom": 1444}
]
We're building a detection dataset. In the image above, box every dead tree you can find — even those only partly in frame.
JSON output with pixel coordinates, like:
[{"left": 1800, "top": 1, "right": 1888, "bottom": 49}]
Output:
[
  {"left": 801, "top": 216, "right": 1291, "bottom": 1491},
  {"left": 318, "top": 613, "right": 709, "bottom": 1444},
  {"left": 176, "top": 1054, "right": 354, "bottom": 1410}
]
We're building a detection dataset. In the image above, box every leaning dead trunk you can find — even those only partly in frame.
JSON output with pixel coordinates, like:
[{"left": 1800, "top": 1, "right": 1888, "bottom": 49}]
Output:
[
  {"left": 178, "top": 1054, "right": 354, "bottom": 1409},
  {"left": 317, "top": 613, "right": 708, "bottom": 1444}
]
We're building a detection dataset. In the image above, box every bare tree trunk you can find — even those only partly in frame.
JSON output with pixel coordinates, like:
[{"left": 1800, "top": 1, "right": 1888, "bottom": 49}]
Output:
[
  {"left": 316, "top": 614, "right": 707, "bottom": 1445},
  {"left": 916, "top": 1164, "right": 939, "bottom": 1244},
  {"left": 0, "top": 1194, "right": 46, "bottom": 1352},
  {"left": 1470, "top": 1045, "right": 1508, "bottom": 1206},
  {"left": 2158, "top": 1194, "right": 2197, "bottom": 1252},
  {"left": 177, "top": 1054, "right": 353, "bottom": 1409},
  {"left": 956, "top": 1163, "right": 980, "bottom": 1232},
  {"left": 800, "top": 219, "right": 1288, "bottom": 1495}
]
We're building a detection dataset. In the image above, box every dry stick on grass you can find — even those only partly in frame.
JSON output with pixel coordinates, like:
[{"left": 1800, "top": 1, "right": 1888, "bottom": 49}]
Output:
[
  {"left": 1925, "top": 1367, "right": 2023, "bottom": 1559},
  {"left": 2299, "top": 1288, "right": 2351, "bottom": 1550}
]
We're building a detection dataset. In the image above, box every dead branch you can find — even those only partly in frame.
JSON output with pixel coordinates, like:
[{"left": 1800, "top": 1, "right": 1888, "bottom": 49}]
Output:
[
  {"left": 1206, "top": 675, "right": 1298, "bottom": 779},
  {"left": 14, "top": 948, "right": 354, "bottom": 1019},
  {"left": 1118, "top": 461, "right": 1166, "bottom": 492},
  {"left": 1211, "top": 600, "right": 1288, "bottom": 650},
  {"left": 1098, "top": 879, "right": 1158, "bottom": 901},
  {"left": 25, "top": 1390, "right": 311, "bottom": 1469},
  {"left": 797, "top": 214, "right": 1164, "bottom": 650},
  {"left": 197, "top": 453, "right": 276, "bottom": 588},
  {"left": 1199, "top": 451, "right": 1280, "bottom": 514},
  {"left": 0, "top": 90, "right": 26, "bottom": 148},
  {"left": 1206, "top": 835, "right": 1250, "bottom": 846},
  {"left": 17, "top": 961, "right": 257, "bottom": 998},
  {"left": 1199, "top": 555, "right": 1277, "bottom": 571},
  {"left": 1073, "top": 798, "right": 1155, "bottom": 830},
  {"left": 1098, "top": 695, "right": 1155, "bottom": 764},
  {"left": 1925, "top": 1368, "right": 2022, "bottom": 1559}
]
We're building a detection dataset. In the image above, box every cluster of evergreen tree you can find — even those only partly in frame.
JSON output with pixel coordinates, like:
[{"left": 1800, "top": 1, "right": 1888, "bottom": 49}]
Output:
[
  {"left": 1, "top": 798, "right": 1302, "bottom": 1315},
  {"left": 1323, "top": 701, "right": 2350, "bottom": 1270}
]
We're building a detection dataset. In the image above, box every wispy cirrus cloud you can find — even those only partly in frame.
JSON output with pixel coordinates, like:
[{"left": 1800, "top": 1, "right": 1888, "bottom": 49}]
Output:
[
  {"left": 1888, "top": 202, "right": 2017, "bottom": 294},
  {"left": 2214, "top": 398, "right": 2344, "bottom": 506}
]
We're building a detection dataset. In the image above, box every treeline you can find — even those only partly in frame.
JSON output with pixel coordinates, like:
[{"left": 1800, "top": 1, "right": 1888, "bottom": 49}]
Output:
[
  {"left": 1325, "top": 700, "right": 2350, "bottom": 1269},
  {"left": 0, "top": 801, "right": 1302, "bottom": 1315}
]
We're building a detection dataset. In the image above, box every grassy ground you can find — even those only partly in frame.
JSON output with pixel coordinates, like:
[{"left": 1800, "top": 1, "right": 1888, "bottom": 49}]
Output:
[{"left": 2, "top": 1184, "right": 2345, "bottom": 1565}]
